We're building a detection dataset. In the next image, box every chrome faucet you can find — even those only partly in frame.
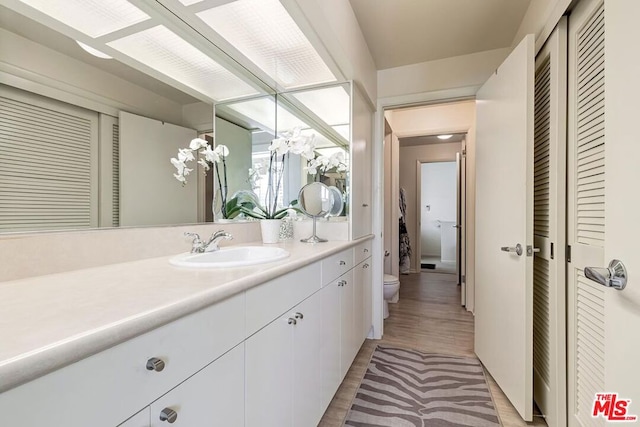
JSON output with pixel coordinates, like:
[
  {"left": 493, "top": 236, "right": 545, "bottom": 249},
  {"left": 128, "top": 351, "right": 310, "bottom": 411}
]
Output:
[{"left": 184, "top": 231, "right": 233, "bottom": 253}]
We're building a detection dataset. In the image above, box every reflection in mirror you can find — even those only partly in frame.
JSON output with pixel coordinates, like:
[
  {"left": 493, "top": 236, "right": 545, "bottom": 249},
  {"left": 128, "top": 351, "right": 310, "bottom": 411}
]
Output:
[
  {"left": 213, "top": 95, "right": 276, "bottom": 221},
  {"left": 298, "top": 182, "right": 333, "bottom": 243},
  {"left": 278, "top": 82, "right": 351, "bottom": 218}
]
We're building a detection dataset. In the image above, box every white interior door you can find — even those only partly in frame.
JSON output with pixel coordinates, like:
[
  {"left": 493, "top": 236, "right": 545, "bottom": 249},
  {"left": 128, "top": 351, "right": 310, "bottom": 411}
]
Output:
[
  {"left": 119, "top": 112, "right": 197, "bottom": 227},
  {"left": 474, "top": 34, "right": 535, "bottom": 421},
  {"left": 568, "top": 0, "right": 640, "bottom": 425}
]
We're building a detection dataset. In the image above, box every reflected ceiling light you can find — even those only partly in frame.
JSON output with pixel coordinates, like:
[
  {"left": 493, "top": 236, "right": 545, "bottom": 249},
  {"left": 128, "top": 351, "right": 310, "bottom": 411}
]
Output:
[
  {"left": 277, "top": 104, "right": 309, "bottom": 132},
  {"left": 291, "top": 86, "right": 350, "bottom": 126},
  {"left": 76, "top": 41, "right": 112, "bottom": 59},
  {"left": 226, "top": 98, "right": 277, "bottom": 131},
  {"left": 107, "top": 25, "right": 259, "bottom": 101},
  {"left": 17, "top": 0, "right": 149, "bottom": 38},
  {"left": 178, "top": 0, "right": 203, "bottom": 5},
  {"left": 196, "top": 0, "right": 336, "bottom": 89},
  {"left": 437, "top": 134, "right": 453, "bottom": 140}
]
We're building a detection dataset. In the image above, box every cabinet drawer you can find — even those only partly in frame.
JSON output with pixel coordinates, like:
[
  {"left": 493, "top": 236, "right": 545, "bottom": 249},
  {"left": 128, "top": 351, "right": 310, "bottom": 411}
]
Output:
[
  {"left": 321, "top": 249, "right": 353, "bottom": 286},
  {"left": 353, "top": 240, "right": 372, "bottom": 265},
  {"left": 246, "top": 263, "right": 321, "bottom": 337},
  {"left": 0, "top": 292, "right": 245, "bottom": 427},
  {"left": 150, "top": 344, "right": 244, "bottom": 427}
]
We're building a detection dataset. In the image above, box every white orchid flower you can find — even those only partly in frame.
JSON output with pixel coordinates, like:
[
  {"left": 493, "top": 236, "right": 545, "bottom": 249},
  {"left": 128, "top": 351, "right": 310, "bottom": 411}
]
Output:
[
  {"left": 183, "top": 166, "right": 193, "bottom": 176},
  {"left": 170, "top": 157, "right": 186, "bottom": 173},
  {"left": 269, "top": 138, "right": 290, "bottom": 156},
  {"left": 214, "top": 144, "right": 229, "bottom": 157},
  {"left": 178, "top": 148, "right": 195, "bottom": 162},
  {"left": 201, "top": 146, "right": 220, "bottom": 163},
  {"left": 189, "top": 138, "right": 208, "bottom": 150},
  {"left": 198, "top": 158, "right": 210, "bottom": 172},
  {"left": 173, "top": 173, "right": 186, "bottom": 183}
]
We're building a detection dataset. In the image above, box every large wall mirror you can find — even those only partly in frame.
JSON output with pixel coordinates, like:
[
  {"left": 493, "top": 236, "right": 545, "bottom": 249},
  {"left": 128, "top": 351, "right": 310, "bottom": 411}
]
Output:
[
  {"left": 213, "top": 83, "right": 351, "bottom": 222},
  {"left": 0, "top": 0, "right": 350, "bottom": 233}
]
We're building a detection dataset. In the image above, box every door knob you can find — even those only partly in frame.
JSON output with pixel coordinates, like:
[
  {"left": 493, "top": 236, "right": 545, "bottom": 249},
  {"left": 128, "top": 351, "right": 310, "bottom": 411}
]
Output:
[
  {"left": 584, "top": 259, "right": 628, "bottom": 291},
  {"left": 501, "top": 243, "right": 523, "bottom": 256}
]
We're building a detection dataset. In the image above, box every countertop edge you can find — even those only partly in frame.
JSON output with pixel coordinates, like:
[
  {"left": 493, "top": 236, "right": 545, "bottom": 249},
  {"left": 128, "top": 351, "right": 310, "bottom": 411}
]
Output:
[{"left": 0, "top": 235, "right": 374, "bottom": 394}]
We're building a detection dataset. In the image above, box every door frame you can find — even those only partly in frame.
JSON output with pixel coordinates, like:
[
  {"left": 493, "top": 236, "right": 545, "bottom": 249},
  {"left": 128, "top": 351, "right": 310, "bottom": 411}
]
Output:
[{"left": 414, "top": 152, "right": 466, "bottom": 287}]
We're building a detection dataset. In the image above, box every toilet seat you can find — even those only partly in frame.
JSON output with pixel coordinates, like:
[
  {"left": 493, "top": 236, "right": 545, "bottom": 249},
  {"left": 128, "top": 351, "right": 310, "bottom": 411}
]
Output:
[{"left": 384, "top": 274, "right": 399, "bottom": 285}]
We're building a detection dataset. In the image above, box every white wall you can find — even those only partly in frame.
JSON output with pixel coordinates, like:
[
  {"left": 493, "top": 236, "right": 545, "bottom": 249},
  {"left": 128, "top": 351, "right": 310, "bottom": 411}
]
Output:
[
  {"left": 420, "top": 162, "right": 457, "bottom": 258},
  {"left": 378, "top": 48, "right": 510, "bottom": 101}
]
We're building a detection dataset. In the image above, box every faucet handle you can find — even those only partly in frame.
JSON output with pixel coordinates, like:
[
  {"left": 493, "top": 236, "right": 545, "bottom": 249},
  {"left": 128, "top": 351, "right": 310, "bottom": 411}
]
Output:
[
  {"left": 184, "top": 232, "right": 201, "bottom": 242},
  {"left": 184, "top": 232, "right": 205, "bottom": 253}
]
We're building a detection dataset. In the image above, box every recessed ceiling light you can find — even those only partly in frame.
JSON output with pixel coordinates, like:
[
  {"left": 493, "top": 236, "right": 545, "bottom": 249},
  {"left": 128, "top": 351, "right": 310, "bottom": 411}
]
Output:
[
  {"left": 17, "top": 0, "right": 150, "bottom": 38},
  {"left": 76, "top": 41, "right": 112, "bottom": 59},
  {"left": 437, "top": 134, "right": 453, "bottom": 140}
]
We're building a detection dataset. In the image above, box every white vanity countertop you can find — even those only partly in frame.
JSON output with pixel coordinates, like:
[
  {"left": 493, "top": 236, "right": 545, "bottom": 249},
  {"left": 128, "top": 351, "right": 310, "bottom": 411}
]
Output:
[{"left": 0, "top": 236, "right": 373, "bottom": 393}]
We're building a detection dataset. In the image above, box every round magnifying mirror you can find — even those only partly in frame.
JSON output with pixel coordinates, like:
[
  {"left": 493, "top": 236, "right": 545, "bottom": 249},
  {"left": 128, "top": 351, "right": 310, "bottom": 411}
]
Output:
[{"left": 298, "top": 182, "right": 334, "bottom": 243}]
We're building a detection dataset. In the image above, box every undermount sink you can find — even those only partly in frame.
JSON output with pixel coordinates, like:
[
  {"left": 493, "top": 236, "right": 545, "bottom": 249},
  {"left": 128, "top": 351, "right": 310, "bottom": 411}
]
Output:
[{"left": 169, "top": 246, "right": 290, "bottom": 268}]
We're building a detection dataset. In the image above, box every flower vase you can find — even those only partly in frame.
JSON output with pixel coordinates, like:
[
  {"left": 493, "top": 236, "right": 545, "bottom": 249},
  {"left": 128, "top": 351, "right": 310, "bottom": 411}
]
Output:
[{"left": 260, "top": 219, "right": 282, "bottom": 244}]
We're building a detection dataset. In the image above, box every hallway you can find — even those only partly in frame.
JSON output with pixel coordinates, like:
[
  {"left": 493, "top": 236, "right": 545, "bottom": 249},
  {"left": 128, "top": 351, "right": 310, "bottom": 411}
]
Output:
[{"left": 319, "top": 272, "right": 547, "bottom": 426}]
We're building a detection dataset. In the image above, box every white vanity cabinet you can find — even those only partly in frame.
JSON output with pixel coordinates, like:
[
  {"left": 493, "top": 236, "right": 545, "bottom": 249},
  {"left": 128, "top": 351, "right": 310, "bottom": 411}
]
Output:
[
  {"left": 118, "top": 409, "right": 151, "bottom": 427},
  {"left": 149, "top": 344, "right": 244, "bottom": 427},
  {"left": 0, "top": 241, "right": 374, "bottom": 427},
  {"left": 244, "top": 265, "right": 324, "bottom": 427},
  {"left": 0, "top": 292, "right": 245, "bottom": 427}
]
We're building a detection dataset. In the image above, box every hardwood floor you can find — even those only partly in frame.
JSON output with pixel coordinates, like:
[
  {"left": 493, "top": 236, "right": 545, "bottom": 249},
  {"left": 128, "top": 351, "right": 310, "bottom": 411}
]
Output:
[{"left": 318, "top": 271, "right": 547, "bottom": 427}]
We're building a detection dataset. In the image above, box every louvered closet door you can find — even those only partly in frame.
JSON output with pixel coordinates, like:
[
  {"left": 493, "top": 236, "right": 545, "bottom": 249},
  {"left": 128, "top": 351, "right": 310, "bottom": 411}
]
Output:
[
  {"left": 98, "top": 114, "right": 119, "bottom": 227},
  {"left": 568, "top": 1, "right": 606, "bottom": 425},
  {"left": 532, "top": 19, "right": 567, "bottom": 427},
  {"left": 0, "top": 85, "right": 98, "bottom": 232}
]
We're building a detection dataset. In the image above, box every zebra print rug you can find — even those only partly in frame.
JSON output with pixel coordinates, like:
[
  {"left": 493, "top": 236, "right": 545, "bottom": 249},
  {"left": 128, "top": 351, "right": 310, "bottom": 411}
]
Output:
[{"left": 344, "top": 346, "right": 501, "bottom": 426}]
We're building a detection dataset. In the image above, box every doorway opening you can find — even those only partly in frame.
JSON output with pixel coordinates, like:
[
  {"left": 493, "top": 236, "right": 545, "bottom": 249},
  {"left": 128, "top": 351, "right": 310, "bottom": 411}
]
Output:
[{"left": 418, "top": 160, "right": 458, "bottom": 276}]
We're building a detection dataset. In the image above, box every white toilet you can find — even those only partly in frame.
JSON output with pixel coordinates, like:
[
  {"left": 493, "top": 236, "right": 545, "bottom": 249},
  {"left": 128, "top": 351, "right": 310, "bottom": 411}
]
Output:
[{"left": 383, "top": 274, "right": 400, "bottom": 319}]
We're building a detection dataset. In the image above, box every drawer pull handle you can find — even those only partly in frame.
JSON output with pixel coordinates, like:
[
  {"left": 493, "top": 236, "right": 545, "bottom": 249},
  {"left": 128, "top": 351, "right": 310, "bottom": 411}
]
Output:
[
  {"left": 294, "top": 312, "right": 304, "bottom": 320},
  {"left": 288, "top": 317, "right": 297, "bottom": 325},
  {"left": 338, "top": 280, "right": 347, "bottom": 287},
  {"left": 339, "top": 260, "right": 346, "bottom": 266},
  {"left": 363, "top": 263, "right": 369, "bottom": 269},
  {"left": 364, "top": 248, "right": 369, "bottom": 253},
  {"left": 160, "top": 408, "right": 178, "bottom": 423},
  {"left": 146, "top": 357, "right": 165, "bottom": 372}
]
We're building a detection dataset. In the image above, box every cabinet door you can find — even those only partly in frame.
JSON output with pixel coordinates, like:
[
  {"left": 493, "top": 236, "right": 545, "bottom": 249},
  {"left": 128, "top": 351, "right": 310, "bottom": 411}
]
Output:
[
  {"left": 293, "top": 293, "right": 323, "bottom": 427},
  {"left": 149, "top": 344, "right": 244, "bottom": 427},
  {"left": 339, "top": 269, "right": 355, "bottom": 379},
  {"left": 245, "top": 315, "right": 294, "bottom": 427},
  {"left": 118, "top": 408, "right": 150, "bottom": 427},
  {"left": 353, "top": 265, "right": 364, "bottom": 350},
  {"left": 354, "top": 260, "right": 372, "bottom": 343},
  {"left": 320, "top": 279, "right": 341, "bottom": 409}
]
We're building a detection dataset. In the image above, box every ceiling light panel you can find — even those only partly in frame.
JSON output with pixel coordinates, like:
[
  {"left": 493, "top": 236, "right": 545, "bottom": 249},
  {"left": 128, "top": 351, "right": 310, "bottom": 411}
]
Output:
[
  {"left": 17, "top": 0, "right": 149, "bottom": 38},
  {"left": 178, "top": 0, "right": 204, "bottom": 5},
  {"left": 291, "top": 86, "right": 350, "bottom": 126},
  {"left": 196, "top": 0, "right": 336, "bottom": 89},
  {"left": 107, "top": 25, "right": 259, "bottom": 101}
]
